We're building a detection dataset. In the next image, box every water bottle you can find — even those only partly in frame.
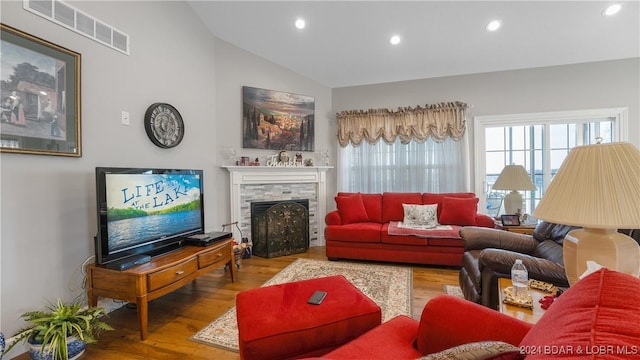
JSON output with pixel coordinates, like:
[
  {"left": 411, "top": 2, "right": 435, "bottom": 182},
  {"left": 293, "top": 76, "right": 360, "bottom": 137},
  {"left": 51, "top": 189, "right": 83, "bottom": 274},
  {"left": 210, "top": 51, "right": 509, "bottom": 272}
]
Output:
[{"left": 511, "top": 259, "right": 529, "bottom": 302}]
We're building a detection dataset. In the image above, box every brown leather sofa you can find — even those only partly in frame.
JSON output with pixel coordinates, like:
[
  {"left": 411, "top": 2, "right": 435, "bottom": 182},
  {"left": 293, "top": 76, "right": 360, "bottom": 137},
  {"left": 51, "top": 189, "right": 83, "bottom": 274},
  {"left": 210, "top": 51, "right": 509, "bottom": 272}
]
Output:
[
  {"left": 459, "top": 222, "right": 578, "bottom": 309},
  {"left": 459, "top": 221, "right": 640, "bottom": 310}
]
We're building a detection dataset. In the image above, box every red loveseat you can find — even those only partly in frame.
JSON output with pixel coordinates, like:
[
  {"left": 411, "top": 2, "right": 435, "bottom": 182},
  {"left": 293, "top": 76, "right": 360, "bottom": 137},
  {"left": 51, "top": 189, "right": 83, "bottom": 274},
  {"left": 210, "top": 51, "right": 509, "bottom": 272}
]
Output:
[
  {"left": 325, "top": 192, "right": 495, "bottom": 266},
  {"left": 312, "top": 269, "right": 640, "bottom": 359}
]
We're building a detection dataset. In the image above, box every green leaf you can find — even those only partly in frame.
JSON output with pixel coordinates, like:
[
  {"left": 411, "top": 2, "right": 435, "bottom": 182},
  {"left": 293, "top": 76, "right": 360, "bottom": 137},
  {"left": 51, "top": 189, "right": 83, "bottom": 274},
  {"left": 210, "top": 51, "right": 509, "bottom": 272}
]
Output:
[{"left": 2, "top": 297, "right": 113, "bottom": 359}]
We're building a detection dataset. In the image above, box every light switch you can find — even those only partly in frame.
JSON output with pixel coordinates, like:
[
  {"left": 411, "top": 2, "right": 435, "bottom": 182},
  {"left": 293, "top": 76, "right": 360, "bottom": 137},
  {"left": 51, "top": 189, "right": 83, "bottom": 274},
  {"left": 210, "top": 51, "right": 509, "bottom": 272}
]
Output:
[{"left": 121, "top": 111, "right": 130, "bottom": 126}]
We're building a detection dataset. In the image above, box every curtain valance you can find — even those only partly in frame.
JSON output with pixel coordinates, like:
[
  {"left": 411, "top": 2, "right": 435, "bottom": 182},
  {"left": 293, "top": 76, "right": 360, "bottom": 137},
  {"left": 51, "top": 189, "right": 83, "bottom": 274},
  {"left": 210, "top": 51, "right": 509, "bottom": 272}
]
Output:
[{"left": 336, "top": 101, "right": 467, "bottom": 147}]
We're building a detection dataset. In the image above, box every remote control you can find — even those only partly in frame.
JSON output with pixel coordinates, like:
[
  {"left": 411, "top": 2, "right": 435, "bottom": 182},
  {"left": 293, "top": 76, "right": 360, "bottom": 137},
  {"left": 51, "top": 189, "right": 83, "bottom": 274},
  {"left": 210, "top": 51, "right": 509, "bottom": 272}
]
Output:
[{"left": 307, "top": 290, "right": 327, "bottom": 305}]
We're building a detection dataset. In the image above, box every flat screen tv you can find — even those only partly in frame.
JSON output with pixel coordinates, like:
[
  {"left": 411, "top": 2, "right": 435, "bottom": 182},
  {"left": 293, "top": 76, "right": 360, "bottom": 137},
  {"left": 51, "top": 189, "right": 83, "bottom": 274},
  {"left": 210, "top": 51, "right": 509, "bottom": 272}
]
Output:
[{"left": 94, "top": 167, "right": 204, "bottom": 265}]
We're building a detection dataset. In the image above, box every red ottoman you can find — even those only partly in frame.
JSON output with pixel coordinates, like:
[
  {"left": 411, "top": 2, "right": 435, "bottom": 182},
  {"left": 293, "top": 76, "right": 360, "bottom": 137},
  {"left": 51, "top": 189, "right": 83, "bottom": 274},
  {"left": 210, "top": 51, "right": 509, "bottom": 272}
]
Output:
[{"left": 236, "top": 275, "right": 382, "bottom": 360}]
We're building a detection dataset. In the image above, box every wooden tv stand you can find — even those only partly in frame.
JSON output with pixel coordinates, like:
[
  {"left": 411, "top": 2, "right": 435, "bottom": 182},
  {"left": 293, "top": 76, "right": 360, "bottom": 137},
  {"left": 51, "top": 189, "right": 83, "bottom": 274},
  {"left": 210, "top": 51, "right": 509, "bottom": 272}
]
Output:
[{"left": 87, "top": 239, "right": 236, "bottom": 340}]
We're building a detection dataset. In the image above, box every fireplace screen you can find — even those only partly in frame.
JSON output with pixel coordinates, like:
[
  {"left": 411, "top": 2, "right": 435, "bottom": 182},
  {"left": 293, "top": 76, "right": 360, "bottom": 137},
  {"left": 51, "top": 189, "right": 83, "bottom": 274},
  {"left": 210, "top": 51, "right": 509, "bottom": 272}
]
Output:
[{"left": 251, "top": 199, "right": 309, "bottom": 258}]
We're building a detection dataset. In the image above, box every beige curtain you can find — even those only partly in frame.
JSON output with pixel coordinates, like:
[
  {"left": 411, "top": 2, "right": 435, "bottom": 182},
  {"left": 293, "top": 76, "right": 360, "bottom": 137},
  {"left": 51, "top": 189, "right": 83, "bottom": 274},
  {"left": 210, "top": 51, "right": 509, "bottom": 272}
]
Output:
[{"left": 336, "top": 101, "right": 467, "bottom": 147}]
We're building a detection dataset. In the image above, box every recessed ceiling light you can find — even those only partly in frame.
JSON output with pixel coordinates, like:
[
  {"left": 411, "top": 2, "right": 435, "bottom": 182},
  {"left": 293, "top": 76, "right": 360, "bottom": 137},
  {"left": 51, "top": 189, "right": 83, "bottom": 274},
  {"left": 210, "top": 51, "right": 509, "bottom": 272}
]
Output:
[
  {"left": 486, "top": 20, "right": 501, "bottom": 32},
  {"left": 295, "top": 18, "right": 306, "bottom": 29},
  {"left": 603, "top": 4, "right": 622, "bottom": 16},
  {"left": 390, "top": 35, "right": 401, "bottom": 45}
]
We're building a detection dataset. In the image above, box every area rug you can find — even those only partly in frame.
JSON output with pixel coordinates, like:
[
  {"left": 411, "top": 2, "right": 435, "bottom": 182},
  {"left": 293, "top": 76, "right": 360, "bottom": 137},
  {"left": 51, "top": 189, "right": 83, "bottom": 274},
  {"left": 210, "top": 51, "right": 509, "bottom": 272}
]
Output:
[
  {"left": 443, "top": 284, "right": 464, "bottom": 298},
  {"left": 190, "top": 258, "right": 412, "bottom": 352}
]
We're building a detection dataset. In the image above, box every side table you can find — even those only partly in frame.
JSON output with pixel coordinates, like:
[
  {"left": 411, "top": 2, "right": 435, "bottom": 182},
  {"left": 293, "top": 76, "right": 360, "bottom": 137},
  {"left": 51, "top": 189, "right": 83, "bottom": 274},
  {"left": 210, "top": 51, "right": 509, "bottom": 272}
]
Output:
[
  {"left": 495, "top": 223, "right": 537, "bottom": 235},
  {"left": 504, "top": 226, "right": 536, "bottom": 235},
  {"left": 497, "top": 278, "right": 547, "bottom": 324}
]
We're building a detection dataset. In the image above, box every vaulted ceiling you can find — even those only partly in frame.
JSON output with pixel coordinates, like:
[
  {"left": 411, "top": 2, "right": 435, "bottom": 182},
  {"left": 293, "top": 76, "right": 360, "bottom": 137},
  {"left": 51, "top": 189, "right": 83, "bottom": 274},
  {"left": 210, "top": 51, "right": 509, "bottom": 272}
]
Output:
[{"left": 188, "top": 1, "right": 639, "bottom": 88}]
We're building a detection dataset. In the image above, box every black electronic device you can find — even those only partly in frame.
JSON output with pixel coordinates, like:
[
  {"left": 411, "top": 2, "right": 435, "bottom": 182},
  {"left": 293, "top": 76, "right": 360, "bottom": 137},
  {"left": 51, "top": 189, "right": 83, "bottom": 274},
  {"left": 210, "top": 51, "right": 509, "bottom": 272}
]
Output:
[
  {"left": 208, "top": 231, "right": 232, "bottom": 241},
  {"left": 188, "top": 233, "right": 211, "bottom": 241},
  {"left": 501, "top": 214, "right": 521, "bottom": 226},
  {"left": 105, "top": 254, "right": 151, "bottom": 271},
  {"left": 186, "top": 231, "right": 232, "bottom": 246},
  {"left": 307, "top": 290, "right": 327, "bottom": 305},
  {"left": 94, "top": 167, "right": 205, "bottom": 266}
]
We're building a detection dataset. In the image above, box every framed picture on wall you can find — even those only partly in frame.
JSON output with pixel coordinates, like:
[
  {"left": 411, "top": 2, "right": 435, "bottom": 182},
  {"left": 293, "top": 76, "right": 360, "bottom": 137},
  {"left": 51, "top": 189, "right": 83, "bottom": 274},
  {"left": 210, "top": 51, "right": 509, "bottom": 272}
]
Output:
[
  {"left": 242, "top": 86, "right": 314, "bottom": 151},
  {"left": 0, "top": 23, "right": 82, "bottom": 157}
]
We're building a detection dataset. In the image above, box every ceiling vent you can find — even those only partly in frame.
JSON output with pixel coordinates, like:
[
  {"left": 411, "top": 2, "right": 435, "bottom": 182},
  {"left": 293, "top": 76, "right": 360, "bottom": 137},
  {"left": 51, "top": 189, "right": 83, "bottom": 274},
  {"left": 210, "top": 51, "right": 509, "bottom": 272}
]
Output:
[{"left": 23, "top": 0, "right": 130, "bottom": 55}]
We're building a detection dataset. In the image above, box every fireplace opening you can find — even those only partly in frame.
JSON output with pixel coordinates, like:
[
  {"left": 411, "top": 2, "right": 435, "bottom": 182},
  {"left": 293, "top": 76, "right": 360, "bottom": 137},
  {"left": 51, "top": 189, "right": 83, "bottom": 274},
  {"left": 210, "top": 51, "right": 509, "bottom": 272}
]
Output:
[{"left": 250, "top": 199, "right": 309, "bottom": 258}]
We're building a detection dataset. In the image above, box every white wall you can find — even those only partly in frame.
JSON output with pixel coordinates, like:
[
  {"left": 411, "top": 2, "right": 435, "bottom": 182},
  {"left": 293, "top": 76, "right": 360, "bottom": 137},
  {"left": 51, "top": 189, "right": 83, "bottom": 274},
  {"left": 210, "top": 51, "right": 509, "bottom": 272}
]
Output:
[
  {"left": 0, "top": 0, "right": 334, "bottom": 352},
  {"left": 0, "top": 0, "right": 216, "bottom": 346},
  {"left": 212, "top": 38, "right": 335, "bottom": 236},
  {"left": 332, "top": 58, "right": 640, "bottom": 188}
]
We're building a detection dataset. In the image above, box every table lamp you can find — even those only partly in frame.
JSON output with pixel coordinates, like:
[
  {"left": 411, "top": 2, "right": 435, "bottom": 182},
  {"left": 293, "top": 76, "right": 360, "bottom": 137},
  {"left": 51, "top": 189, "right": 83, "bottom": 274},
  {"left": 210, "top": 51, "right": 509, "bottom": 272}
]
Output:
[
  {"left": 533, "top": 142, "right": 640, "bottom": 285},
  {"left": 492, "top": 164, "right": 536, "bottom": 214}
]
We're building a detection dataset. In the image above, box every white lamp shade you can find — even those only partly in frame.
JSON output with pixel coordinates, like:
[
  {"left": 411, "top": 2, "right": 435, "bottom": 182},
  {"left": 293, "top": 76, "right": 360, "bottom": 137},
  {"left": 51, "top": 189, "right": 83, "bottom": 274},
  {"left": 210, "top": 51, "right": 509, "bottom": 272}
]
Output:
[
  {"left": 534, "top": 142, "right": 640, "bottom": 228},
  {"left": 493, "top": 164, "right": 536, "bottom": 215},
  {"left": 492, "top": 165, "right": 537, "bottom": 192}
]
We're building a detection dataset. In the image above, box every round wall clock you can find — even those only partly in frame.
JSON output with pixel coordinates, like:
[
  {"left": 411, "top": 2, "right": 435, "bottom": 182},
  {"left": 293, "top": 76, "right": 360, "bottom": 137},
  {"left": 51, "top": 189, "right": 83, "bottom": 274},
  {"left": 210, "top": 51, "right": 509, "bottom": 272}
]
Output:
[{"left": 144, "top": 103, "right": 184, "bottom": 148}]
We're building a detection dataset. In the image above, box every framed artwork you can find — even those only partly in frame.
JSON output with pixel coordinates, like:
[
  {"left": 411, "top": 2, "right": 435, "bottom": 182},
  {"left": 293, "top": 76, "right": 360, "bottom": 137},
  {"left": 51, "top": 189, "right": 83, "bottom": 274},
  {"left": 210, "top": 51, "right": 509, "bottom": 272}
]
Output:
[
  {"left": 242, "top": 86, "right": 314, "bottom": 151},
  {"left": 501, "top": 214, "right": 521, "bottom": 226},
  {"left": 0, "top": 24, "right": 81, "bottom": 157}
]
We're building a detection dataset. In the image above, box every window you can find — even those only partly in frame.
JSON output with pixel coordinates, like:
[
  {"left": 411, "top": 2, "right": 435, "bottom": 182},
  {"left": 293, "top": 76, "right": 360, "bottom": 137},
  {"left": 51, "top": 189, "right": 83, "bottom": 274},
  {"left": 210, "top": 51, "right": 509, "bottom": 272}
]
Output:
[
  {"left": 475, "top": 108, "right": 628, "bottom": 215},
  {"left": 338, "top": 137, "right": 466, "bottom": 193}
]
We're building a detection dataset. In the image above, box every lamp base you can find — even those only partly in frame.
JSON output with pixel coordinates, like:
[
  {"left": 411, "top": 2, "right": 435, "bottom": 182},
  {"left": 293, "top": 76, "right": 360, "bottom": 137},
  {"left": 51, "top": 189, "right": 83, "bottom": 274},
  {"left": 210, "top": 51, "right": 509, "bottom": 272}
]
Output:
[
  {"left": 563, "top": 228, "right": 640, "bottom": 285},
  {"left": 503, "top": 191, "right": 523, "bottom": 215}
]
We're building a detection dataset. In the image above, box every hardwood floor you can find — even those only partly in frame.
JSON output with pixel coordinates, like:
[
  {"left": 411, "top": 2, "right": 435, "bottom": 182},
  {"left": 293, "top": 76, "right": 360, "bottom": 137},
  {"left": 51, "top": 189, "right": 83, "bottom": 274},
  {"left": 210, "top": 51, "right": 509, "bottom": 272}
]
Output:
[{"left": 16, "top": 246, "right": 459, "bottom": 360}]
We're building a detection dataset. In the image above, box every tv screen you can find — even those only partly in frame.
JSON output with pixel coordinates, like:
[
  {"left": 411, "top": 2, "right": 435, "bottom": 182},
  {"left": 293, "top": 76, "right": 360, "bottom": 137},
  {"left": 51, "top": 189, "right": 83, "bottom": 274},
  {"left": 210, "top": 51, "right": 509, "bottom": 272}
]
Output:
[{"left": 95, "top": 167, "right": 204, "bottom": 265}]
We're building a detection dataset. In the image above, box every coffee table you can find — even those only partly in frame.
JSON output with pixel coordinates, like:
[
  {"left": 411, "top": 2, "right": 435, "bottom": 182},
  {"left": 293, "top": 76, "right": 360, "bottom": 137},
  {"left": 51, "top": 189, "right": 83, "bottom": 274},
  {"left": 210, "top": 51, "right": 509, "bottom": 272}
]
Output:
[{"left": 497, "top": 278, "right": 549, "bottom": 323}]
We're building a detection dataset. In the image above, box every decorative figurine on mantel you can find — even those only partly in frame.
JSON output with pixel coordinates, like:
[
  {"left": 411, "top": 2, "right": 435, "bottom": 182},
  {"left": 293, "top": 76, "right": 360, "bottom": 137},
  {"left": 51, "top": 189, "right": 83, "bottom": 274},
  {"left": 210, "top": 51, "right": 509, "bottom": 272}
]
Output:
[{"left": 278, "top": 150, "right": 289, "bottom": 163}]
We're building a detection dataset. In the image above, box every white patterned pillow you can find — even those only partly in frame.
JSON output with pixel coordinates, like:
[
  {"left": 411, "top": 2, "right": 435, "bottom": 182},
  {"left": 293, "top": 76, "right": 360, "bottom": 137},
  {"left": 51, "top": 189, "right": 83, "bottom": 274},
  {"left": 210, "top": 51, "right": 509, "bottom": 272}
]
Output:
[
  {"left": 416, "top": 341, "right": 520, "bottom": 360},
  {"left": 402, "top": 204, "right": 439, "bottom": 227}
]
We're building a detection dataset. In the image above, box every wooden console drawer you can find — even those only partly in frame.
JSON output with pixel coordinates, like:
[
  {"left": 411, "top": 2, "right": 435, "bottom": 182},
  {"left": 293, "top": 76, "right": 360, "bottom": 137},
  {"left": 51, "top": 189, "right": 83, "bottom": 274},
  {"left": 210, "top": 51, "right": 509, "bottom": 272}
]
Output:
[
  {"left": 198, "top": 242, "right": 232, "bottom": 268},
  {"left": 147, "top": 257, "right": 198, "bottom": 291}
]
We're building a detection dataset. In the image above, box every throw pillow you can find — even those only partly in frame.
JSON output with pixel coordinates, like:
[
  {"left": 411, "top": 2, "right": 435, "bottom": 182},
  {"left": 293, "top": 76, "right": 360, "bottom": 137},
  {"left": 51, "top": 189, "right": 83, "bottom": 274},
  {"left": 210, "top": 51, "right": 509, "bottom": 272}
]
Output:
[
  {"left": 417, "top": 341, "right": 521, "bottom": 360},
  {"left": 361, "top": 193, "right": 383, "bottom": 223},
  {"left": 402, "top": 204, "right": 439, "bottom": 227},
  {"left": 335, "top": 194, "right": 369, "bottom": 224},
  {"left": 438, "top": 197, "right": 478, "bottom": 226},
  {"left": 423, "top": 193, "right": 475, "bottom": 218}
]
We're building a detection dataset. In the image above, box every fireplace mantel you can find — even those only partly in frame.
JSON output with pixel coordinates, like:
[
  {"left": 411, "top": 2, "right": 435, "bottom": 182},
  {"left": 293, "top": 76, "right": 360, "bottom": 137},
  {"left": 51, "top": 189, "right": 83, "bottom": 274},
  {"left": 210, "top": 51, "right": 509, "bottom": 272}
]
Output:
[{"left": 223, "top": 166, "right": 332, "bottom": 246}]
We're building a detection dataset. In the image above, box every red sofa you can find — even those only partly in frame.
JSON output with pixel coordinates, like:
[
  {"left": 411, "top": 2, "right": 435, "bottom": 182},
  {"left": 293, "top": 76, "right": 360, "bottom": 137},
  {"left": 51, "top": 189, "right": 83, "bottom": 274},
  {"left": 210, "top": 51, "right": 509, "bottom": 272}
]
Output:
[
  {"left": 311, "top": 269, "right": 640, "bottom": 359},
  {"left": 325, "top": 192, "right": 495, "bottom": 266}
]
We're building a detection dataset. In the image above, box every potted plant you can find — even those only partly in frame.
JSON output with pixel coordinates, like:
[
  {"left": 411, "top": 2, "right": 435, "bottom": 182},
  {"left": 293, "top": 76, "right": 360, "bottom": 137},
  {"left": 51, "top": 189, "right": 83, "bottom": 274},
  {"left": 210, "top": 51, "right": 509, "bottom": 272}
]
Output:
[{"left": 3, "top": 298, "right": 113, "bottom": 360}]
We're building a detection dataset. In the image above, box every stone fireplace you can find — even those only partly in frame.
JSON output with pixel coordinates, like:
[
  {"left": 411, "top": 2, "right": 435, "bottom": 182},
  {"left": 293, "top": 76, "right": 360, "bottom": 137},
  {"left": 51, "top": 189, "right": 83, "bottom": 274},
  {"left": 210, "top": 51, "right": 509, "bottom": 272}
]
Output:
[{"left": 224, "top": 166, "right": 331, "bottom": 247}]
